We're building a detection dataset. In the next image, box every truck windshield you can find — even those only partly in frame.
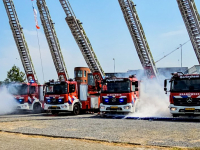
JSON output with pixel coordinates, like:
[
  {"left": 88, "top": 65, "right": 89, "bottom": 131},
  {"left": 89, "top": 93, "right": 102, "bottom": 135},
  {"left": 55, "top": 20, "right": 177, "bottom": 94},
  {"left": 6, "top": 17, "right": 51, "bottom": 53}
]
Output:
[
  {"left": 101, "top": 81, "right": 130, "bottom": 93},
  {"left": 45, "top": 83, "right": 68, "bottom": 94},
  {"left": 8, "top": 84, "right": 28, "bottom": 95},
  {"left": 171, "top": 79, "right": 200, "bottom": 92}
]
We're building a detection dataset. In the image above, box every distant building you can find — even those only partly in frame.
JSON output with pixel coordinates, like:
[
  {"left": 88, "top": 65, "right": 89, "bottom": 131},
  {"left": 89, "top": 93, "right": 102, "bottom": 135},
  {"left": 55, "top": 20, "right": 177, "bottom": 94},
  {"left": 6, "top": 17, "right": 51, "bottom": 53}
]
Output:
[
  {"left": 127, "top": 67, "right": 188, "bottom": 78},
  {"left": 188, "top": 65, "right": 200, "bottom": 74},
  {"left": 87, "top": 67, "right": 189, "bottom": 85},
  {"left": 157, "top": 67, "right": 188, "bottom": 77}
]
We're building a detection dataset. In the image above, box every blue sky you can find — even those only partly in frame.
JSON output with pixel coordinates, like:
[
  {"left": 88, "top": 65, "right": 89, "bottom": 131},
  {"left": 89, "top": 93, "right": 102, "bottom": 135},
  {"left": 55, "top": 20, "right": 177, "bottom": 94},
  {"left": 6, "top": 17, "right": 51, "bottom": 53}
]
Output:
[{"left": 0, "top": 0, "right": 200, "bottom": 83}]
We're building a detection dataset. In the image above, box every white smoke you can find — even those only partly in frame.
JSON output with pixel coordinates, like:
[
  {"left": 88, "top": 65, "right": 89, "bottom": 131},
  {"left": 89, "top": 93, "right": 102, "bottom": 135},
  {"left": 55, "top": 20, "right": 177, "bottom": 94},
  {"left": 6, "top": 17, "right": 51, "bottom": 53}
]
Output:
[
  {"left": 127, "top": 76, "right": 171, "bottom": 118},
  {"left": 0, "top": 86, "right": 18, "bottom": 115}
]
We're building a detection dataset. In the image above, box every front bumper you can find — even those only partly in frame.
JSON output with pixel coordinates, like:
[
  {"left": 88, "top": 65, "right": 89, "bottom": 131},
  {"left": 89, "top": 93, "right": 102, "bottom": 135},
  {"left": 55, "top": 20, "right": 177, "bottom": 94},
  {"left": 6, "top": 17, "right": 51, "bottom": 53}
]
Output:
[
  {"left": 44, "top": 103, "right": 71, "bottom": 111},
  {"left": 100, "top": 103, "right": 134, "bottom": 113},
  {"left": 169, "top": 104, "right": 200, "bottom": 115},
  {"left": 16, "top": 103, "right": 30, "bottom": 110}
]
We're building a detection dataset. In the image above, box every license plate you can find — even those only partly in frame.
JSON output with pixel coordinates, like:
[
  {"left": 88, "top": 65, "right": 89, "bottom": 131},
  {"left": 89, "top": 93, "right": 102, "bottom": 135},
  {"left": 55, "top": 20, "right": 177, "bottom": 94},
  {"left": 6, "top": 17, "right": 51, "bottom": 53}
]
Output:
[
  {"left": 185, "top": 108, "right": 195, "bottom": 111},
  {"left": 111, "top": 106, "right": 118, "bottom": 109},
  {"left": 51, "top": 106, "right": 57, "bottom": 108}
]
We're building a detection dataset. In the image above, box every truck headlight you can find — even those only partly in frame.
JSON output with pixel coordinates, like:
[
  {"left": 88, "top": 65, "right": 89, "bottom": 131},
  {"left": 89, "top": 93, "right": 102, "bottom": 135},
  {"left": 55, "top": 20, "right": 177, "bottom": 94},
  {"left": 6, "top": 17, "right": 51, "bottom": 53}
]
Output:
[
  {"left": 22, "top": 104, "right": 27, "bottom": 108},
  {"left": 124, "top": 106, "right": 131, "bottom": 109},
  {"left": 100, "top": 106, "right": 105, "bottom": 109},
  {"left": 170, "top": 107, "right": 177, "bottom": 111},
  {"left": 61, "top": 105, "right": 67, "bottom": 108}
]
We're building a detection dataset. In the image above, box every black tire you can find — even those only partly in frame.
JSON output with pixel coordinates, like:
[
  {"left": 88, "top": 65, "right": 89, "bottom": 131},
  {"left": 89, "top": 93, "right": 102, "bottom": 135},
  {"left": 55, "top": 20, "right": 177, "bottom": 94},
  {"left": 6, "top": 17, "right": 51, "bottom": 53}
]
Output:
[
  {"left": 173, "top": 114, "right": 179, "bottom": 118},
  {"left": 100, "top": 112, "right": 106, "bottom": 118},
  {"left": 51, "top": 110, "right": 59, "bottom": 115},
  {"left": 33, "top": 103, "right": 42, "bottom": 114},
  {"left": 94, "top": 108, "right": 100, "bottom": 113},
  {"left": 16, "top": 109, "right": 25, "bottom": 114},
  {"left": 80, "top": 110, "right": 86, "bottom": 114},
  {"left": 72, "top": 104, "right": 80, "bottom": 115}
]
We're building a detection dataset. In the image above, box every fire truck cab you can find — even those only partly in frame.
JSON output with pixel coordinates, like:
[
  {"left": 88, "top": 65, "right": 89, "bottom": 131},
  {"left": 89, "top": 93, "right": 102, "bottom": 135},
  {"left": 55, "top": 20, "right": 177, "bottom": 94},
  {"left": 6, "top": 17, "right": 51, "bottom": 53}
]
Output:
[
  {"left": 100, "top": 75, "right": 139, "bottom": 115},
  {"left": 164, "top": 72, "right": 200, "bottom": 117},
  {"left": 43, "top": 80, "right": 80, "bottom": 115},
  {"left": 7, "top": 82, "right": 43, "bottom": 113}
]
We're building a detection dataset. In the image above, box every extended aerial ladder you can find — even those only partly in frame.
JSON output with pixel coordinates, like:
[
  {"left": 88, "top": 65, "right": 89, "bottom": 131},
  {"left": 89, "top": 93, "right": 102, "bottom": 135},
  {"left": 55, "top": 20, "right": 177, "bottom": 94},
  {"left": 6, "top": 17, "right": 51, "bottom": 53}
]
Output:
[
  {"left": 177, "top": 0, "right": 200, "bottom": 64},
  {"left": 59, "top": 0, "right": 105, "bottom": 86},
  {"left": 37, "top": 0, "right": 69, "bottom": 81},
  {"left": 118, "top": 0, "right": 158, "bottom": 78},
  {"left": 3, "top": 0, "right": 38, "bottom": 82}
]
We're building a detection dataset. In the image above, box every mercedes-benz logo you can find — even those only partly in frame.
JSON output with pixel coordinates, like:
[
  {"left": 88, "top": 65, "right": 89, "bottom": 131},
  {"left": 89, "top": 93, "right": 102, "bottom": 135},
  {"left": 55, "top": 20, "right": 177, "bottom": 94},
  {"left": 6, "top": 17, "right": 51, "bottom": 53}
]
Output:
[
  {"left": 186, "top": 98, "right": 193, "bottom": 103},
  {"left": 52, "top": 99, "right": 56, "bottom": 103},
  {"left": 112, "top": 98, "right": 116, "bottom": 102}
]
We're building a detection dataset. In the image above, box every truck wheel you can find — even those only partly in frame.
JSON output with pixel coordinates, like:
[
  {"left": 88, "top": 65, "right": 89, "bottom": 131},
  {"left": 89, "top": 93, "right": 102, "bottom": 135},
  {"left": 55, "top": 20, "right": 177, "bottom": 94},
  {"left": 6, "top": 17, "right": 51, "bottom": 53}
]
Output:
[
  {"left": 51, "top": 111, "right": 59, "bottom": 115},
  {"left": 100, "top": 112, "right": 105, "bottom": 117},
  {"left": 173, "top": 114, "right": 179, "bottom": 118},
  {"left": 94, "top": 108, "right": 100, "bottom": 113},
  {"left": 16, "top": 110, "right": 25, "bottom": 114},
  {"left": 33, "top": 103, "right": 42, "bottom": 114},
  {"left": 72, "top": 104, "right": 80, "bottom": 115}
]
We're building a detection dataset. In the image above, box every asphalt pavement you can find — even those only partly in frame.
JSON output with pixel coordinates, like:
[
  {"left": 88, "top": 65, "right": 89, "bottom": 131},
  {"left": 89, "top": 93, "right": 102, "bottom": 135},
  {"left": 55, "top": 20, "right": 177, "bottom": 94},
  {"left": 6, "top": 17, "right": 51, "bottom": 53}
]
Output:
[{"left": 0, "top": 113, "right": 199, "bottom": 148}]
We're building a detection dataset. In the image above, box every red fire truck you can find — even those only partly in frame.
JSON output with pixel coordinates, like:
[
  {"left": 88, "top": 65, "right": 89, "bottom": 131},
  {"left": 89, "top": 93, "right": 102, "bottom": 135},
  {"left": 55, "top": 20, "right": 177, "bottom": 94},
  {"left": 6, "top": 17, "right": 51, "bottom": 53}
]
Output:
[
  {"left": 7, "top": 82, "right": 43, "bottom": 112},
  {"left": 59, "top": 0, "right": 105, "bottom": 113},
  {"left": 100, "top": 75, "right": 139, "bottom": 115},
  {"left": 44, "top": 79, "right": 82, "bottom": 115},
  {"left": 3, "top": 0, "right": 43, "bottom": 113},
  {"left": 38, "top": 0, "right": 99, "bottom": 115},
  {"left": 164, "top": 72, "right": 200, "bottom": 117}
]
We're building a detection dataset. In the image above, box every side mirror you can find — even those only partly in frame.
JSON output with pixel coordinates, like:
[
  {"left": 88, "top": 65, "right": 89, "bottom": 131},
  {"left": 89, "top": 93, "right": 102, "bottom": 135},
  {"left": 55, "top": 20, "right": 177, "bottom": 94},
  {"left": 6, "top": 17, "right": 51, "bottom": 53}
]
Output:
[
  {"left": 164, "top": 79, "right": 168, "bottom": 94},
  {"left": 29, "top": 86, "right": 35, "bottom": 95},
  {"left": 135, "top": 87, "right": 138, "bottom": 91},
  {"left": 164, "top": 79, "right": 167, "bottom": 88},
  {"left": 96, "top": 82, "right": 101, "bottom": 92},
  {"left": 43, "top": 86, "right": 46, "bottom": 96},
  {"left": 69, "top": 84, "right": 75, "bottom": 93},
  {"left": 164, "top": 87, "right": 167, "bottom": 91},
  {"left": 133, "top": 81, "right": 138, "bottom": 87}
]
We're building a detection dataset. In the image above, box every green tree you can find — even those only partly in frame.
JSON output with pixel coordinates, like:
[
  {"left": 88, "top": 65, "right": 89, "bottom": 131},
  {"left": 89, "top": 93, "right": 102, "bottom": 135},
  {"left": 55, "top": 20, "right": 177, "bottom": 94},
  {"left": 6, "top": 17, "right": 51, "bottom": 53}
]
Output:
[{"left": 5, "top": 65, "right": 26, "bottom": 82}]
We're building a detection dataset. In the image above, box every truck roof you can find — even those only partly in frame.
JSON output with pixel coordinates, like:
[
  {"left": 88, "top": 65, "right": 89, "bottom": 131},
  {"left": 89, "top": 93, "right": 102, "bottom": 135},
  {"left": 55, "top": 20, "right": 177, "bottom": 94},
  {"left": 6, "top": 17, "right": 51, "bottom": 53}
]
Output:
[
  {"left": 45, "top": 80, "right": 77, "bottom": 85},
  {"left": 172, "top": 72, "right": 200, "bottom": 79},
  {"left": 103, "top": 75, "right": 138, "bottom": 82}
]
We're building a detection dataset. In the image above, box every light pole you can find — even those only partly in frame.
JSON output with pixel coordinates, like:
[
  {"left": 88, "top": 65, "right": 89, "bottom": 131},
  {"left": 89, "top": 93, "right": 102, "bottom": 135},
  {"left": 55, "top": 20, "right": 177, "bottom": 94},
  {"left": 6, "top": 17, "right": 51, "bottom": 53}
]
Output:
[
  {"left": 180, "top": 44, "right": 182, "bottom": 67},
  {"left": 113, "top": 58, "right": 115, "bottom": 73}
]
